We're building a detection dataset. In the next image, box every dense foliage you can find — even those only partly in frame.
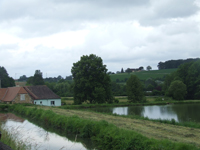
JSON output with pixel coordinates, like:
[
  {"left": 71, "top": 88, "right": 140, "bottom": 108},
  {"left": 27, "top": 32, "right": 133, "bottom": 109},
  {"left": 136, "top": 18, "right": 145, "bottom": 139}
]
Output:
[
  {"left": 111, "top": 82, "right": 126, "bottom": 96},
  {"left": 45, "top": 80, "right": 73, "bottom": 97},
  {"left": 126, "top": 75, "right": 145, "bottom": 102},
  {"left": 71, "top": 54, "right": 113, "bottom": 104},
  {"left": 167, "top": 80, "right": 187, "bottom": 100},
  {"left": 0, "top": 66, "right": 15, "bottom": 88},
  {"left": 27, "top": 70, "right": 45, "bottom": 85},
  {"left": 164, "top": 60, "right": 200, "bottom": 100},
  {"left": 158, "top": 58, "right": 199, "bottom": 70}
]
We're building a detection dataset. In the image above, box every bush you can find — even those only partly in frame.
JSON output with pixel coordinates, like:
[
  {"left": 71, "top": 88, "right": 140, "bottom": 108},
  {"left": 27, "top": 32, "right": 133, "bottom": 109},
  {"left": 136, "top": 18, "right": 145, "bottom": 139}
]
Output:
[
  {"left": 167, "top": 80, "right": 187, "bottom": 100},
  {"left": 114, "top": 98, "right": 119, "bottom": 103}
]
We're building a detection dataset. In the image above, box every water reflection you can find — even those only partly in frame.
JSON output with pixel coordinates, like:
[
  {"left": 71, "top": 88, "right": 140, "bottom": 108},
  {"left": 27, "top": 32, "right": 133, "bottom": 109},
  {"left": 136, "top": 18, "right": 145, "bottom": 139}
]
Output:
[
  {"left": 90, "top": 103, "right": 200, "bottom": 123},
  {"left": 142, "top": 105, "right": 178, "bottom": 121},
  {"left": 0, "top": 114, "right": 94, "bottom": 150},
  {"left": 113, "top": 107, "right": 128, "bottom": 115}
]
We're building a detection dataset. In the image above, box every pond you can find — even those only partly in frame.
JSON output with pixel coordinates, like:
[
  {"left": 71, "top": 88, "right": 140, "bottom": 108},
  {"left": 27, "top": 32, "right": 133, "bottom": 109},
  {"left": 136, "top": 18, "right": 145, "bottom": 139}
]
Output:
[
  {"left": 0, "top": 113, "right": 95, "bottom": 150},
  {"left": 90, "top": 103, "right": 200, "bottom": 123}
]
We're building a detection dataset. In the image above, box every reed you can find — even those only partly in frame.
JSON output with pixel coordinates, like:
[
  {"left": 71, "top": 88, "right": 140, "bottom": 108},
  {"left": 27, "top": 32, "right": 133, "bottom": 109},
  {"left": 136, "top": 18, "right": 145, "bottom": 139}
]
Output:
[{"left": 0, "top": 123, "right": 31, "bottom": 150}]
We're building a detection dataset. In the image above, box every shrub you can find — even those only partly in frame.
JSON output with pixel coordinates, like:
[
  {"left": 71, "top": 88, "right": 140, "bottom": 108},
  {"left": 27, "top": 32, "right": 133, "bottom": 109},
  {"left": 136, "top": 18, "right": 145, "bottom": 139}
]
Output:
[{"left": 114, "top": 98, "right": 119, "bottom": 103}]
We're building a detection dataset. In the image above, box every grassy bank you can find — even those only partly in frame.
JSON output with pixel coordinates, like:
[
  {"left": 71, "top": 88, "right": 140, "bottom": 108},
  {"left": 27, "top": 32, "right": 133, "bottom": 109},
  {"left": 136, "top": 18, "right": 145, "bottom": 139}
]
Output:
[{"left": 7, "top": 104, "right": 200, "bottom": 150}]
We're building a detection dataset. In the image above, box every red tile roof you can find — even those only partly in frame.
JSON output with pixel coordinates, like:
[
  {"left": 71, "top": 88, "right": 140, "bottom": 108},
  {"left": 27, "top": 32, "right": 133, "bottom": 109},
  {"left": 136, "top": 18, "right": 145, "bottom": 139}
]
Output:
[
  {"left": 0, "top": 88, "right": 7, "bottom": 100},
  {"left": 2, "top": 87, "right": 28, "bottom": 102}
]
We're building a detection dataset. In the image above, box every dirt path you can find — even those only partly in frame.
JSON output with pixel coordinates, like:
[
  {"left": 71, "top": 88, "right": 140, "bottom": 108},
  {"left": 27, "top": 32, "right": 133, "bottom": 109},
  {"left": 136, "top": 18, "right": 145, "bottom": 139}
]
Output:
[{"left": 41, "top": 107, "right": 200, "bottom": 147}]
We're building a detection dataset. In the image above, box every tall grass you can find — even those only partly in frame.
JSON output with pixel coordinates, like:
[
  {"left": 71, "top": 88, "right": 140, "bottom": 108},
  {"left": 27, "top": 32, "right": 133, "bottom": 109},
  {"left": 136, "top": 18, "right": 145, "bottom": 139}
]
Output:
[
  {"left": 7, "top": 104, "right": 200, "bottom": 150},
  {"left": 0, "top": 123, "right": 31, "bottom": 150}
]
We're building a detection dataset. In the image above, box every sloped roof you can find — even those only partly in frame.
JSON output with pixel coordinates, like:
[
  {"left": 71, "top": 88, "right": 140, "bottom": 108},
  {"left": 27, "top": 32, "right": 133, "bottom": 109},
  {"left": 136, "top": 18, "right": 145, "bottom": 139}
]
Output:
[
  {"left": 3, "top": 87, "right": 28, "bottom": 102},
  {"left": 24, "top": 85, "right": 60, "bottom": 100},
  {"left": 0, "top": 88, "right": 7, "bottom": 100}
]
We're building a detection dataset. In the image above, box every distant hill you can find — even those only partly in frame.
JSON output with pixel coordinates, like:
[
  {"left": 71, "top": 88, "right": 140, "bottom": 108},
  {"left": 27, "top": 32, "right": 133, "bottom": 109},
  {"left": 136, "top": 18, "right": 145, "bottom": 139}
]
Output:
[
  {"left": 110, "top": 69, "right": 177, "bottom": 82},
  {"left": 158, "top": 58, "right": 199, "bottom": 70}
]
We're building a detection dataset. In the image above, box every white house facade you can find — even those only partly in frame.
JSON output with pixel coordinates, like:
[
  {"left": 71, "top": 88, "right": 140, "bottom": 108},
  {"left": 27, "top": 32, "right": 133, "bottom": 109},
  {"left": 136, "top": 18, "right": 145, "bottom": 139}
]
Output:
[{"left": 34, "top": 99, "right": 61, "bottom": 106}]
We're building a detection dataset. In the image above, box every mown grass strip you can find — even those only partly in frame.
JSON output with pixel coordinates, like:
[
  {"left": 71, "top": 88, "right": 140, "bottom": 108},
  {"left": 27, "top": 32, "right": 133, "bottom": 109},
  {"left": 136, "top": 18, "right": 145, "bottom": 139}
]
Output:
[
  {"left": 59, "top": 100, "right": 200, "bottom": 109},
  {"left": 7, "top": 104, "right": 200, "bottom": 150}
]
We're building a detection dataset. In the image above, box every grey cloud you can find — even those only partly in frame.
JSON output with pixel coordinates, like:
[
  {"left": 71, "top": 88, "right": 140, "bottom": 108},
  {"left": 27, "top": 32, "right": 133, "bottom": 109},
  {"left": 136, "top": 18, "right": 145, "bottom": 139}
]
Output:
[
  {"left": 160, "top": 20, "right": 199, "bottom": 35},
  {"left": 54, "top": 0, "right": 150, "bottom": 7},
  {"left": 151, "top": 0, "right": 199, "bottom": 18},
  {"left": 1, "top": 0, "right": 199, "bottom": 38},
  {"left": 1, "top": 0, "right": 200, "bottom": 77}
]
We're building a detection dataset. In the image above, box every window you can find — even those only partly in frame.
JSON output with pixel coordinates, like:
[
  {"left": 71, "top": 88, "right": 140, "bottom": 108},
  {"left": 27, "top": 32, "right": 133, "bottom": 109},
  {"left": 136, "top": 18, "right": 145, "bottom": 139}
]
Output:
[
  {"left": 20, "top": 94, "right": 25, "bottom": 101},
  {"left": 40, "top": 101, "right": 42, "bottom": 105},
  {"left": 51, "top": 101, "right": 55, "bottom": 106}
]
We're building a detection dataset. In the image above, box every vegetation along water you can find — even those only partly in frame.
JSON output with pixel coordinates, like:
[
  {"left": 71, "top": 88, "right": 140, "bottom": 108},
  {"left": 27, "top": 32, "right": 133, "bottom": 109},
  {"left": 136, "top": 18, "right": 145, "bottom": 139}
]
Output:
[
  {"left": 0, "top": 113, "right": 94, "bottom": 150},
  {"left": 0, "top": 104, "right": 199, "bottom": 150}
]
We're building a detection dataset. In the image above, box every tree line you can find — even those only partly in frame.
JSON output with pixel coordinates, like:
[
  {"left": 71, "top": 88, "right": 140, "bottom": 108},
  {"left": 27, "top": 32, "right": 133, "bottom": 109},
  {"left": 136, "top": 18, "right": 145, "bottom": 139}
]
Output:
[
  {"left": 1, "top": 55, "right": 200, "bottom": 104},
  {"left": 157, "top": 58, "right": 199, "bottom": 70}
]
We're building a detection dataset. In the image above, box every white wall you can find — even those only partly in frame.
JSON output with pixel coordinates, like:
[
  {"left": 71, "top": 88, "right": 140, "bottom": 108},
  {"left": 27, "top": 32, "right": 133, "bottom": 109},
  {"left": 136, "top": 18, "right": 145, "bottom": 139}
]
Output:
[{"left": 34, "top": 99, "right": 61, "bottom": 106}]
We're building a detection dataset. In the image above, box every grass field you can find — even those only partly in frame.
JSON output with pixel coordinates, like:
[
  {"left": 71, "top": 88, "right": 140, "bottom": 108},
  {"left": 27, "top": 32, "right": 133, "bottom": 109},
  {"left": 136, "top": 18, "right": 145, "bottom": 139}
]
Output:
[
  {"left": 38, "top": 106, "right": 200, "bottom": 148},
  {"left": 61, "top": 96, "right": 167, "bottom": 104},
  {"left": 110, "top": 68, "right": 177, "bottom": 81}
]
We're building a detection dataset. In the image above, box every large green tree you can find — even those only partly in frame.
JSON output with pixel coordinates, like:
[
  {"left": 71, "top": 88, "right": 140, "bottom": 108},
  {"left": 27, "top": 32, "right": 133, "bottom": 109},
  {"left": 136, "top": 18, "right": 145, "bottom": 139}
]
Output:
[
  {"left": 126, "top": 75, "right": 145, "bottom": 103},
  {"left": 0, "top": 66, "right": 15, "bottom": 88},
  {"left": 71, "top": 54, "right": 113, "bottom": 104}
]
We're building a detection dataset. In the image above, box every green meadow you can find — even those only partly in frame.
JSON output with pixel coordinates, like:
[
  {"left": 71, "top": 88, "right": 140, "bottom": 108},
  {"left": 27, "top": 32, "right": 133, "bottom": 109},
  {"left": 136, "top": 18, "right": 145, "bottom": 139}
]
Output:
[{"left": 110, "top": 68, "right": 177, "bottom": 82}]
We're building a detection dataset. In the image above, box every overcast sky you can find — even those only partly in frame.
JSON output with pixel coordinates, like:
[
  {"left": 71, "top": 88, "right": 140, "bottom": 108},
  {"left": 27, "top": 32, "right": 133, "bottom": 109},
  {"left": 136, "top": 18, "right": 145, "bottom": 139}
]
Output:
[{"left": 1, "top": 0, "right": 200, "bottom": 79}]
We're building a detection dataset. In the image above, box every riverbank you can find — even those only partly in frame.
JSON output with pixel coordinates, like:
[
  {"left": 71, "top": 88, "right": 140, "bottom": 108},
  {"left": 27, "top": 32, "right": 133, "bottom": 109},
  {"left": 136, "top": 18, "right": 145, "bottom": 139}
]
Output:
[{"left": 6, "top": 104, "right": 200, "bottom": 149}]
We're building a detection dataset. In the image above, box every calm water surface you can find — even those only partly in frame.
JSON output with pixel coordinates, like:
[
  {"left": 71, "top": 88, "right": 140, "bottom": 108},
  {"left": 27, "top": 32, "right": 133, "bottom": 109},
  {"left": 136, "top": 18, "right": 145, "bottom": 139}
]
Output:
[
  {"left": 91, "top": 103, "right": 200, "bottom": 123},
  {"left": 0, "top": 113, "right": 95, "bottom": 150}
]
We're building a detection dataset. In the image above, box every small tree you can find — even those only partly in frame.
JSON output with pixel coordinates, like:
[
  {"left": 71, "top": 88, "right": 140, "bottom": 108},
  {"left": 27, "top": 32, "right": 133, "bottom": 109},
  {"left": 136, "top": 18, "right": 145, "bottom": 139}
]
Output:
[
  {"left": 18, "top": 75, "right": 28, "bottom": 81},
  {"left": 33, "top": 70, "right": 45, "bottom": 85},
  {"left": 139, "top": 66, "right": 144, "bottom": 70},
  {"left": 126, "top": 75, "right": 145, "bottom": 103},
  {"left": 27, "top": 70, "right": 44, "bottom": 85},
  {"left": 146, "top": 66, "right": 152, "bottom": 71},
  {"left": 125, "top": 68, "right": 132, "bottom": 74},
  {"left": 121, "top": 68, "right": 124, "bottom": 73},
  {"left": 167, "top": 80, "right": 187, "bottom": 100}
]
